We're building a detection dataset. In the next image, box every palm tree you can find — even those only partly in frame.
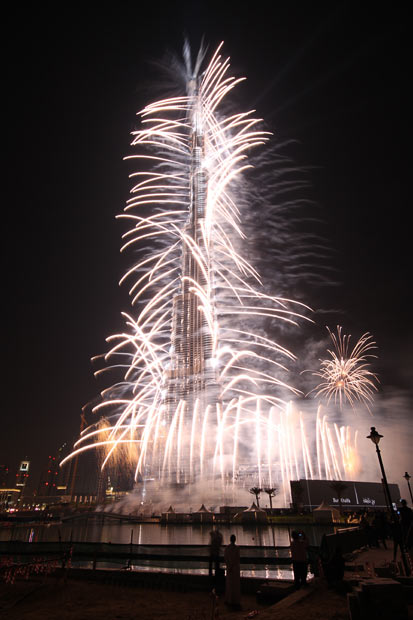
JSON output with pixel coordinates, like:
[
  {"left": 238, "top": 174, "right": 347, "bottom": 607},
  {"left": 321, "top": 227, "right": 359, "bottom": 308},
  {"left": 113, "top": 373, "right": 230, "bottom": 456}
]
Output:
[
  {"left": 263, "top": 487, "right": 278, "bottom": 510},
  {"left": 249, "top": 486, "right": 262, "bottom": 508},
  {"left": 329, "top": 480, "right": 348, "bottom": 516}
]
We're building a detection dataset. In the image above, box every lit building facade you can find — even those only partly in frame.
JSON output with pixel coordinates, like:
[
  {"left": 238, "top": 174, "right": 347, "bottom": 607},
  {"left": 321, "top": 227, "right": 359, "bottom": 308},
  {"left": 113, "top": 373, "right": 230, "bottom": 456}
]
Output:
[{"left": 15, "top": 459, "right": 30, "bottom": 490}]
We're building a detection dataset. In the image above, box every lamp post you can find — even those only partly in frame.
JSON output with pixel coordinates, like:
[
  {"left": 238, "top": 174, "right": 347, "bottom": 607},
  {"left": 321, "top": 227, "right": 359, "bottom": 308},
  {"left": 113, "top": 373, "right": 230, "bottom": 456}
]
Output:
[
  {"left": 367, "top": 427, "right": 410, "bottom": 576},
  {"left": 403, "top": 472, "right": 413, "bottom": 504},
  {"left": 366, "top": 427, "right": 395, "bottom": 515}
]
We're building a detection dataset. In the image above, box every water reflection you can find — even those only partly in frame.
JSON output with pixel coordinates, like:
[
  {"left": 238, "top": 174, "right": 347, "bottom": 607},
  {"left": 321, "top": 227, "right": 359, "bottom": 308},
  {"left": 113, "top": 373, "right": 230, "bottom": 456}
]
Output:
[
  {"left": 69, "top": 560, "right": 293, "bottom": 580},
  {"left": 0, "top": 521, "right": 334, "bottom": 546}
]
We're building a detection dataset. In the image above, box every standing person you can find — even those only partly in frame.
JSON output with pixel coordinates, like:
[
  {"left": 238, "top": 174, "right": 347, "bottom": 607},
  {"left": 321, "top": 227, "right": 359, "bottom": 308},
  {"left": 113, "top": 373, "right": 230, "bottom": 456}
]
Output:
[
  {"left": 373, "top": 511, "right": 388, "bottom": 549},
  {"left": 209, "top": 529, "right": 223, "bottom": 584},
  {"left": 391, "top": 517, "right": 404, "bottom": 562},
  {"left": 290, "top": 530, "right": 309, "bottom": 589},
  {"left": 360, "top": 512, "right": 374, "bottom": 548},
  {"left": 224, "top": 534, "right": 241, "bottom": 608},
  {"left": 399, "top": 499, "right": 413, "bottom": 550}
]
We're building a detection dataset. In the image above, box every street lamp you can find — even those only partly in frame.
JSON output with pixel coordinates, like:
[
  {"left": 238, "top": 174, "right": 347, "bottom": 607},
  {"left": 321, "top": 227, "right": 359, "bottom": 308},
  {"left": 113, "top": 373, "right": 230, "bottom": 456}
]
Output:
[
  {"left": 403, "top": 472, "right": 413, "bottom": 504},
  {"left": 366, "top": 427, "right": 395, "bottom": 515},
  {"left": 367, "top": 427, "right": 410, "bottom": 576}
]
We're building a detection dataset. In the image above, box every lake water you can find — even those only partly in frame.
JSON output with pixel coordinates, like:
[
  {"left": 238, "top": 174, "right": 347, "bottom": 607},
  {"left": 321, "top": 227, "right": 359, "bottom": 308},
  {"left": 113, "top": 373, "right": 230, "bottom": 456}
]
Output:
[
  {"left": 0, "top": 520, "right": 334, "bottom": 547},
  {"left": 0, "top": 521, "right": 337, "bottom": 580}
]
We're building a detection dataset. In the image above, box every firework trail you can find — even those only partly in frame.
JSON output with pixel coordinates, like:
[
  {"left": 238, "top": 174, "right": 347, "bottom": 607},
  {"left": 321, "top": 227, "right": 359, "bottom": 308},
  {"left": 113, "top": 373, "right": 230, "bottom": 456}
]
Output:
[
  {"left": 309, "top": 325, "right": 379, "bottom": 411},
  {"left": 62, "top": 44, "right": 360, "bottom": 502}
]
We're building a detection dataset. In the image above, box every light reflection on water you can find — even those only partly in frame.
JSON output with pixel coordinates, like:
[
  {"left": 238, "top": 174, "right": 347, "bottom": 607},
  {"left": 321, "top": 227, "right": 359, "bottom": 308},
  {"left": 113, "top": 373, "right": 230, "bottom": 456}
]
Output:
[
  {"left": 0, "top": 521, "right": 334, "bottom": 547},
  {"left": 71, "top": 561, "right": 294, "bottom": 580},
  {"left": 0, "top": 523, "right": 329, "bottom": 580}
]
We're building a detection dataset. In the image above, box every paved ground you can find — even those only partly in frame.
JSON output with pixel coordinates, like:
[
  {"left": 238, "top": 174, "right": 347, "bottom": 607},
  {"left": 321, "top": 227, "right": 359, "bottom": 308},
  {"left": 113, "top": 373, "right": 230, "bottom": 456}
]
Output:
[
  {"left": 0, "top": 578, "right": 351, "bottom": 620},
  {"left": 0, "top": 545, "right": 411, "bottom": 619},
  {"left": 350, "top": 543, "right": 412, "bottom": 576}
]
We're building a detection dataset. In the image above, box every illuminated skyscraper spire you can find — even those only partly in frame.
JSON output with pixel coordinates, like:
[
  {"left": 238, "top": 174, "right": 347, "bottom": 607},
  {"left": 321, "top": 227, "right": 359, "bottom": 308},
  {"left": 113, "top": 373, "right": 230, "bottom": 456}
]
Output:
[
  {"left": 64, "top": 44, "right": 358, "bottom": 502},
  {"left": 167, "top": 73, "right": 218, "bottom": 415}
]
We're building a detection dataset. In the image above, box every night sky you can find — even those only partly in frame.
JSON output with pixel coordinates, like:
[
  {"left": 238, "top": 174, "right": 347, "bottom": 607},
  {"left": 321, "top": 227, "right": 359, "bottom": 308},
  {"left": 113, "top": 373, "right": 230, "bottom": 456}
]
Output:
[{"left": 3, "top": 3, "right": 411, "bottom": 485}]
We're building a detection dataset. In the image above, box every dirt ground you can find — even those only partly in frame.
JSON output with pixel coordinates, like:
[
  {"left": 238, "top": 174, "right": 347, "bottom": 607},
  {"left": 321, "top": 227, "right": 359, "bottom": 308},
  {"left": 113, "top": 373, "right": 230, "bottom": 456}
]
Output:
[{"left": 0, "top": 577, "right": 349, "bottom": 620}]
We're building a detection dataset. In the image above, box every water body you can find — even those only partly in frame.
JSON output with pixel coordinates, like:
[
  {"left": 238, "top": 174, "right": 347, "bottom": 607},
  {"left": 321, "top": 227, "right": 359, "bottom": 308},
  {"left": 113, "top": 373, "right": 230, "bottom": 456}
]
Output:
[
  {"left": 1, "top": 521, "right": 339, "bottom": 580},
  {"left": 0, "top": 521, "right": 335, "bottom": 547}
]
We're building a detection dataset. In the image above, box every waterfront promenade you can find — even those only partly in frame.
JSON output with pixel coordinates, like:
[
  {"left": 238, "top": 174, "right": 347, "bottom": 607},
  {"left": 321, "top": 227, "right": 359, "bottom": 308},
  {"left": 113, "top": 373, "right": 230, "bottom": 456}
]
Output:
[{"left": 0, "top": 542, "right": 412, "bottom": 619}]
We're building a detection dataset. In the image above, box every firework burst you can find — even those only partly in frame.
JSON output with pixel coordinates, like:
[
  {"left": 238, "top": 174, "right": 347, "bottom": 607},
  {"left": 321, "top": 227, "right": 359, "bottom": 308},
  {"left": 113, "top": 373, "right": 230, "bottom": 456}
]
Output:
[
  {"left": 62, "top": 44, "right": 362, "bottom": 502},
  {"left": 309, "top": 326, "right": 379, "bottom": 411}
]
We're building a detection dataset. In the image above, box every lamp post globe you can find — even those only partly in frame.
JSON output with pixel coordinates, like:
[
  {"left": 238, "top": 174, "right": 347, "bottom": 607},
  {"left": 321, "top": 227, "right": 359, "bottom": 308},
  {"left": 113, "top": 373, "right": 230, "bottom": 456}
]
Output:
[
  {"left": 366, "top": 426, "right": 383, "bottom": 445},
  {"left": 403, "top": 471, "right": 413, "bottom": 504}
]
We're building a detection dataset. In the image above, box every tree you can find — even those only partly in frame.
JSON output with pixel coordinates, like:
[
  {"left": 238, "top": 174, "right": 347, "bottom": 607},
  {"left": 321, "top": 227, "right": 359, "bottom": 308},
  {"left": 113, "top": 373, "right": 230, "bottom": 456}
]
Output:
[
  {"left": 249, "top": 487, "right": 262, "bottom": 508},
  {"left": 263, "top": 487, "right": 278, "bottom": 510},
  {"left": 329, "top": 480, "right": 348, "bottom": 516}
]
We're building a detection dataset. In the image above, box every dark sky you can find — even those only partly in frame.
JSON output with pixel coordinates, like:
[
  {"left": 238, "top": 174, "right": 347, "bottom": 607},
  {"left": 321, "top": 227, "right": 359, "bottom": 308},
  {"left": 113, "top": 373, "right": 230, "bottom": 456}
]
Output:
[{"left": 3, "top": 2, "right": 410, "bottom": 482}]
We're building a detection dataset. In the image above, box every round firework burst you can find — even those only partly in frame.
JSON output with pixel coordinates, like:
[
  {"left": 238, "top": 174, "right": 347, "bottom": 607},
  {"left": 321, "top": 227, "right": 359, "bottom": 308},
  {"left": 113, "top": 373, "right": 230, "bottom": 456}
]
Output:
[{"left": 310, "top": 326, "right": 379, "bottom": 411}]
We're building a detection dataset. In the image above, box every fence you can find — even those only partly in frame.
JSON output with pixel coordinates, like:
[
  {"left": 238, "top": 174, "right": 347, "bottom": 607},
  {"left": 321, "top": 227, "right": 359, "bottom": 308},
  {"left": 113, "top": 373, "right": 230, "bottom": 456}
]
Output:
[{"left": 0, "top": 540, "right": 293, "bottom": 567}]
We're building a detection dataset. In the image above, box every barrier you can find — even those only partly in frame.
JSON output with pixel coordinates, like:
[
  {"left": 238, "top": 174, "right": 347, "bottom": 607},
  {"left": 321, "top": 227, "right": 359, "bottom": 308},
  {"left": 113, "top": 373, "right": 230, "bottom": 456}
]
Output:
[
  {"left": 320, "top": 527, "right": 365, "bottom": 560},
  {"left": 0, "top": 540, "right": 294, "bottom": 567}
]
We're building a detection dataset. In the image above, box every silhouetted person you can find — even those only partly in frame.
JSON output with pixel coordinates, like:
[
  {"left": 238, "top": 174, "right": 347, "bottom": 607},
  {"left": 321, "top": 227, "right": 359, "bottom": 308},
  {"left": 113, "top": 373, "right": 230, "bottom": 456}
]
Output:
[
  {"left": 224, "top": 534, "right": 241, "bottom": 608},
  {"left": 399, "top": 500, "right": 413, "bottom": 550},
  {"left": 391, "top": 518, "right": 404, "bottom": 561},
  {"left": 373, "top": 511, "right": 388, "bottom": 549},
  {"left": 290, "top": 530, "right": 308, "bottom": 589},
  {"left": 360, "top": 512, "right": 375, "bottom": 547},
  {"left": 209, "top": 529, "right": 223, "bottom": 587}
]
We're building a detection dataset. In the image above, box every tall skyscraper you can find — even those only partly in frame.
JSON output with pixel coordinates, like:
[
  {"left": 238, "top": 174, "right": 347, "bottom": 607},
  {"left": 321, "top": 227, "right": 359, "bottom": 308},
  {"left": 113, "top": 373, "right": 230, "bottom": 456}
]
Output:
[
  {"left": 162, "top": 77, "right": 220, "bottom": 484},
  {"left": 38, "top": 454, "right": 60, "bottom": 496},
  {"left": 15, "top": 459, "right": 30, "bottom": 489},
  {"left": 0, "top": 464, "right": 9, "bottom": 488}
]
